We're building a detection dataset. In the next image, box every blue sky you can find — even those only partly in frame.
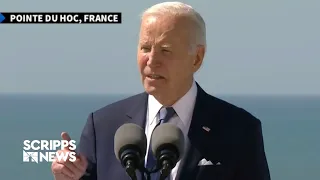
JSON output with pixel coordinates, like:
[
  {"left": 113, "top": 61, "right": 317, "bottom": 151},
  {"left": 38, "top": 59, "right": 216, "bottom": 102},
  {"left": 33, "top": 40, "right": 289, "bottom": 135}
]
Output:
[{"left": 0, "top": 0, "right": 319, "bottom": 95}]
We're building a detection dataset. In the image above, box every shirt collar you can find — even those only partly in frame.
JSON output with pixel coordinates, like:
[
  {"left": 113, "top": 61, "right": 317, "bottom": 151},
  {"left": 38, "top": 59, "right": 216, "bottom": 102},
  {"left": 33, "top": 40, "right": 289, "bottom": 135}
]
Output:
[
  {"left": 148, "top": 80, "right": 198, "bottom": 126},
  {"left": 148, "top": 95, "right": 163, "bottom": 125}
]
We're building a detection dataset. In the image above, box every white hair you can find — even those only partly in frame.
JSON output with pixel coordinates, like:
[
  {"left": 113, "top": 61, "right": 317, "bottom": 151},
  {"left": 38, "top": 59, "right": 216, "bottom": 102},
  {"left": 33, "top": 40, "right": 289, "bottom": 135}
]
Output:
[{"left": 140, "top": 2, "right": 206, "bottom": 54}]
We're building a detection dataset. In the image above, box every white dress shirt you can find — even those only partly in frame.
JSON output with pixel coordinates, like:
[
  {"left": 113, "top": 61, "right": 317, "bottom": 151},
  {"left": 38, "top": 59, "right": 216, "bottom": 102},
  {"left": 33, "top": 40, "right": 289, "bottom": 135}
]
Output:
[{"left": 144, "top": 80, "right": 198, "bottom": 180}]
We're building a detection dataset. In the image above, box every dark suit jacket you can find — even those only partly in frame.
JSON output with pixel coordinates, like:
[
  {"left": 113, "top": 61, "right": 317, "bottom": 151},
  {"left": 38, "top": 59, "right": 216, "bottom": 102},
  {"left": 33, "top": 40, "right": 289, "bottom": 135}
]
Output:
[{"left": 78, "top": 83, "right": 271, "bottom": 180}]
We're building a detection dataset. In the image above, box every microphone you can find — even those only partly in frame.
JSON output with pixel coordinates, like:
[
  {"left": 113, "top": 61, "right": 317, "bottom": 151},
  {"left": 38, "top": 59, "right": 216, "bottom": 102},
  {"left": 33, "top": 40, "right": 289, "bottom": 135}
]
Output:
[
  {"left": 114, "top": 123, "right": 147, "bottom": 180},
  {"left": 151, "top": 123, "right": 185, "bottom": 180}
]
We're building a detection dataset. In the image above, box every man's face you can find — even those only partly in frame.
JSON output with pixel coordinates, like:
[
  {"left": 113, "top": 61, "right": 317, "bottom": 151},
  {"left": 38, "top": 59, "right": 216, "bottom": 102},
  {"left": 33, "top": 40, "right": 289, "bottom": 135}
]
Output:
[{"left": 137, "top": 15, "right": 202, "bottom": 100}]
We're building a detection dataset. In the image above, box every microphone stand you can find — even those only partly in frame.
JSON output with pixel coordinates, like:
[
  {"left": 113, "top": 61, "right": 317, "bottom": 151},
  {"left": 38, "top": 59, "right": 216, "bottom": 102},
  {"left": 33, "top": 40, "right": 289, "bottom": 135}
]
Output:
[
  {"left": 159, "top": 160, "right": 173, "bottom": 180},
  {"left": 125, "top": 159, "right": 138, "bottom": 180}
]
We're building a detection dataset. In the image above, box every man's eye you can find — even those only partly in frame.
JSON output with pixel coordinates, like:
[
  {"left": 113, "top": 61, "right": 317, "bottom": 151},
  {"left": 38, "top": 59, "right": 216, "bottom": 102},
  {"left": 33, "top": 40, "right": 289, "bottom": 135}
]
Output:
[
  {"left": 141, "top": 47, "right": 151, "bottom": 52},
  {"left": 162, "top": 49, "right": 171, "bottom": 53}
]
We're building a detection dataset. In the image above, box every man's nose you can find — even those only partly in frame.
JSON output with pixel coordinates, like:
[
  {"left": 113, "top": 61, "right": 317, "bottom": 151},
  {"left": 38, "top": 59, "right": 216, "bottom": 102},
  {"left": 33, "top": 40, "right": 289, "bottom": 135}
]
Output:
[{"left": 146, "top": 50, "right": 161, "bottom": 67}]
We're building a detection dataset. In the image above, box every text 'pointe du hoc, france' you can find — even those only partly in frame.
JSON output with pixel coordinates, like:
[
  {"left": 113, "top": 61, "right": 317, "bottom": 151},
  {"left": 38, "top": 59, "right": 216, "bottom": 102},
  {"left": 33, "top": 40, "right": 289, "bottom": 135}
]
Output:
[{"left": 0, "top": 12, "right": 122, "bottom": 24}]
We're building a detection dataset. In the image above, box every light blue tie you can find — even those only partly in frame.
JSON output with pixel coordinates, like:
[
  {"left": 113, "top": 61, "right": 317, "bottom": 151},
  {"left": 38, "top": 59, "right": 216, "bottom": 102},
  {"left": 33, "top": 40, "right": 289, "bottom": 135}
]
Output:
[{"left": 146, "top": 107, "right": 176, "bottom": 180}]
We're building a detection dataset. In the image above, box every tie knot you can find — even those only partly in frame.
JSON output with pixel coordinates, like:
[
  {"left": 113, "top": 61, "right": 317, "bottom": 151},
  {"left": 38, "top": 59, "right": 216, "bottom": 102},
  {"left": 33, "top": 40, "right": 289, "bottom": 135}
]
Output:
[
  {"left": 159, "top": 107, "right": 176, "bottom": 124},
  {"left": 165, "top": 107, "right": 175, "bottom": 117}
]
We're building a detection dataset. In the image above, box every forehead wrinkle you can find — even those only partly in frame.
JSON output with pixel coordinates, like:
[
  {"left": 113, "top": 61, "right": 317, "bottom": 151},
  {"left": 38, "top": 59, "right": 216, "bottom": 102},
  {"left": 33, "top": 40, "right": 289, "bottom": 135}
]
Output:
[
  {"left": 140, "top": 29, "right": 176, "bottom": 47},
  {"left": 140, "top": 16, "right": 176, "bottom": 39},
  {"left": 139, "top": 15, "right": 191, "bottom": 48}
]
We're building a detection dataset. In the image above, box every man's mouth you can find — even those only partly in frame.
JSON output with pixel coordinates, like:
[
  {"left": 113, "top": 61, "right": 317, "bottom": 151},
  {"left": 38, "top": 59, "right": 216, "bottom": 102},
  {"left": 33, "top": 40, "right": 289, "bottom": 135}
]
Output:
[{"left": 146, "top": 74, "right": 164, "bottom": 79}]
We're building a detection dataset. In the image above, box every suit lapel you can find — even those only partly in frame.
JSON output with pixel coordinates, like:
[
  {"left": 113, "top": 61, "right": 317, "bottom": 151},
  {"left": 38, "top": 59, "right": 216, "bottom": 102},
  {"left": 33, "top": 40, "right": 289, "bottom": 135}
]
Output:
[
  {"left": 125, "top": 92, "right": 149, "bottom": 130},
  {"left": 176, "top": 83, "right": 222, "bottom": 179}
]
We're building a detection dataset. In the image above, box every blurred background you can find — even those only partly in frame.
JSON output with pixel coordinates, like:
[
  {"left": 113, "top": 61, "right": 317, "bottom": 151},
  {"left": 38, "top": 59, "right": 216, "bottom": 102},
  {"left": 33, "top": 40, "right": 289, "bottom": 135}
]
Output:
[{"left": 0, "top": 0, "right": 319, "bottom": 179}]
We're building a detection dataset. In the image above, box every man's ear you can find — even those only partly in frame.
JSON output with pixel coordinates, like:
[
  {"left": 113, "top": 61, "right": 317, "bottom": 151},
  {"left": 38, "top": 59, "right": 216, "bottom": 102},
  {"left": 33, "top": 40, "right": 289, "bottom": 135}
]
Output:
[{"left": 193, "top": 45, "right": 205, "bottom": 72}]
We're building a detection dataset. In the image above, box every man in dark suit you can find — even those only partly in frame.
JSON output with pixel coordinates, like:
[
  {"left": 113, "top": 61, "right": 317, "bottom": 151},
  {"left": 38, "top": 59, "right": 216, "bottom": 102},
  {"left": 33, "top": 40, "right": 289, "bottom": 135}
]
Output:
[{"left": 51, "top": 2, "right": 271, "bottom": 180}]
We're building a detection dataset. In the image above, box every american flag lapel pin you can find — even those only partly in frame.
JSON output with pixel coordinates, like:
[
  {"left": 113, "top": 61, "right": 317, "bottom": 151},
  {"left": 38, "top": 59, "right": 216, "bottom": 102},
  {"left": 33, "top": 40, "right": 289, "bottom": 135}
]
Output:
[{"left": 202, "top": 126, "right": 211, "bottom": 132}]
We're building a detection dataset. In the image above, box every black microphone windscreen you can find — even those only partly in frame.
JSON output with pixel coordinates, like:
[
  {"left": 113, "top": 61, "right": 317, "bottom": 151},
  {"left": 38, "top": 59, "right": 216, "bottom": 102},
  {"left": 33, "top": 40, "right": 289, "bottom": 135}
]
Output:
[
  {"left": 114, "top": 123, "right": 147, "bottom": 161},
  {"left": 151, "top": 123, "right": 185, "bottom": 160}
]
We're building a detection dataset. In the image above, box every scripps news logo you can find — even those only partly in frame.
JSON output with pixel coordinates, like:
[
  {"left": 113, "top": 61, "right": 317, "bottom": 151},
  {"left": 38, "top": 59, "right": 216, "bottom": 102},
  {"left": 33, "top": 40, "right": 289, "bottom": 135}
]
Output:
[{"left": 23, "top": 140, "right": 76, "bottom": 163}]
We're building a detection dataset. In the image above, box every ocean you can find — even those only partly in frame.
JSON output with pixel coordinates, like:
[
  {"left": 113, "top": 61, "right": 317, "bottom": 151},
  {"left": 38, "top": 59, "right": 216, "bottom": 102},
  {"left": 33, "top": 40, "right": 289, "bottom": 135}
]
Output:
[{"left": 0, "top": 94, "right": 319, "bottom": 180}]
